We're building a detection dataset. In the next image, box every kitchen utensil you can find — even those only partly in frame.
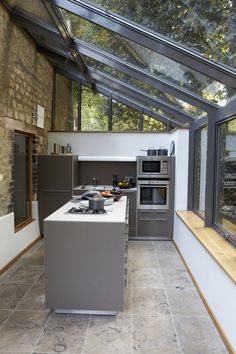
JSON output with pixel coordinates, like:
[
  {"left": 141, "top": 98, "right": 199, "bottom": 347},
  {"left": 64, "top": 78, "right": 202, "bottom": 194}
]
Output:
[
  {"left": 140, "top": 147, "right": 157, "bottom": 156},
  {"left": 170, "top": 140, "right": 175, "bottom": 156},
  {"left": 157, "top": 147, "right": 168, "bottom": 156},
  {"left": 88, "top": 195, "right": 105, "bottom": 210}
]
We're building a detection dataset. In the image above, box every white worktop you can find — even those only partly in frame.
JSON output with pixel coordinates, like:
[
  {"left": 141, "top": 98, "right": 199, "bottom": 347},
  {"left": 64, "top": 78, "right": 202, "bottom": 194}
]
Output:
[
  {"left": 44, "top": 196, "right": 127, "bottom": 223},
  {"left": 74, "top": 185, "right": 137, "bottom": 193}
]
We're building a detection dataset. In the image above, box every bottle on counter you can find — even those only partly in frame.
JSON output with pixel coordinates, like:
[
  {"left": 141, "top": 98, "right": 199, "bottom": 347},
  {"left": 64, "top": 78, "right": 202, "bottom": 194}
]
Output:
[
  {"left": 112, "top": 174, "right": 118, "bottom": 187},
  {"left": 66, "top": 144, "right": 72, "bottom": 153}
]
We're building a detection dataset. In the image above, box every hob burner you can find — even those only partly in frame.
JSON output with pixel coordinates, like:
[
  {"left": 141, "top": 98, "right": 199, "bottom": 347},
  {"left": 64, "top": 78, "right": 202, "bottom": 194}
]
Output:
[{"left": 68, "top": 207, "right": 107, "bottom": 214}]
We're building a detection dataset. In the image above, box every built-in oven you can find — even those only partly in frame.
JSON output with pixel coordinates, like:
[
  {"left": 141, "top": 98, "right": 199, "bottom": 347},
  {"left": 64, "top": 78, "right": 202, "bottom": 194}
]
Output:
[
  {"left": 137, "top": 156, "right": 169, "bottom": 179},
  {"left": 137, "top": 180, "right": 169, "bottom": 210}
]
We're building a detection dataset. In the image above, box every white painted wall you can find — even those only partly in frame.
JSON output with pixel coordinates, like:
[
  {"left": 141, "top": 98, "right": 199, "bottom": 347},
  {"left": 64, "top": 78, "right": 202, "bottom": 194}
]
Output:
[
  {"left": 170, "top": 129, "right": 189, "bottom": 210},
  {"left": 174, "top": 214, "right": 236, "bottom": 352},
  {"left": 48, "top": 132, "right": 171, "bottom": 157},
  {"left": 0, "top": 201, "right": 40, "bottom": 270}
]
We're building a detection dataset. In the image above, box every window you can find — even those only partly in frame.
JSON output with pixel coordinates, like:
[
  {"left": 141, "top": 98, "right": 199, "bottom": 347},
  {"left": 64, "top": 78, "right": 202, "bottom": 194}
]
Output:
[
  {"left": 193, "top": 126, "right": 208, "bottom": 217},
  {"left": 14, "top": 132, "right": 33, "bottom": 230},
  {"left": 112, "top": 100, "right": 140, "bottom": 131},
  {"left": 143, "top": 114, "right": 167, "bottom": 132},
  {"left": 215, "top": 118, "right": 236, "bottom": 244},
  {"left": 81, "top": 86, "right": 109, "bottom": 131},
  {"left": 54, "top": 74, "right": 78, "bottom": 131}
]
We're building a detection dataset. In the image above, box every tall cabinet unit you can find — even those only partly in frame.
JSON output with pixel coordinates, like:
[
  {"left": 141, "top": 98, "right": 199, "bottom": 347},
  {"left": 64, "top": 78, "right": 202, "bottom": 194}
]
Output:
[{"left": 38, "top": 155, "right": 77, "bottom": 234}]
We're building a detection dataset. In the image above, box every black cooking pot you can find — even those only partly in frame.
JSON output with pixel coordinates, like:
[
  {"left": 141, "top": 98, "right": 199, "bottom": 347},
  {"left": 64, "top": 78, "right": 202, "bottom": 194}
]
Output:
[
  {"left": 140, "top": 147, "right": 157, "bottom": 156},
  {"left": 157, "top": 147, "right": 168, "bottom": 156}
]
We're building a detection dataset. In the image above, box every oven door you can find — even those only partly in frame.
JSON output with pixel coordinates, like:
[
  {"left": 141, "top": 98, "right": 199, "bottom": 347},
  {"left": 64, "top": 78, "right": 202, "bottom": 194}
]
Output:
[{"left": 137, "top": 180, "right": 169, "bottom": 209}]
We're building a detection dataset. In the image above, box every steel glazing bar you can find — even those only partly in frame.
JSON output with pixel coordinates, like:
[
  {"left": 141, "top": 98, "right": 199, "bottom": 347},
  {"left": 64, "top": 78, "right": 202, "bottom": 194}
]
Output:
[
  {"left": 54, "top": 66, "right": 181, "bottom": 128},
  {"left": 10, "top": 9, "right": 216, "bottom": 113},
  {"left": 39, "top": 45, "right": 193, "bottom": 124},
  {"left": 54, "top": 0, "right": 236, "bottom": 89},
  {"left": 42, "top": 0, "right": 93, "bottom": 87},
  {"left": 88, "top": 68, "right": 195, "bottom": 123}
]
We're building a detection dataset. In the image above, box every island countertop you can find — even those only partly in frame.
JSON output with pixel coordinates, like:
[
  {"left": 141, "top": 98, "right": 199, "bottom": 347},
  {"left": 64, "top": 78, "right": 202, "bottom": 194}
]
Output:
[{"left": 44, "top": 196, "right": 127, "bottom": 223}]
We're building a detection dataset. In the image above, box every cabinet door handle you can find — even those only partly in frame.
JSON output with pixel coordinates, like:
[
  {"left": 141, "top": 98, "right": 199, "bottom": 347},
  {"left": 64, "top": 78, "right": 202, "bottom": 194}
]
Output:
[{"left": 139, "top": 218, "right": 167, "bottom": 221}]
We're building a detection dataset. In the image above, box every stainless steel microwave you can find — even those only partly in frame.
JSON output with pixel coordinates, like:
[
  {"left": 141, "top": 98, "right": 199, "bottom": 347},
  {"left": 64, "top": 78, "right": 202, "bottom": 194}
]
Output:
[{"left": 137, "top": 156, "right": 169, "bottom": 179}]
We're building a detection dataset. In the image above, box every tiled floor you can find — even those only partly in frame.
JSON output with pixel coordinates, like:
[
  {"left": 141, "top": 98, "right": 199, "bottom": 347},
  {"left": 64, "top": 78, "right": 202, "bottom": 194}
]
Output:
[{"left": 0, "top": 240, "right": 228, "bottom": 354}]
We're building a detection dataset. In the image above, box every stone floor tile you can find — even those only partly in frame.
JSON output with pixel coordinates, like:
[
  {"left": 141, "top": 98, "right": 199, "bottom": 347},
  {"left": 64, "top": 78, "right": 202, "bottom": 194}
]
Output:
[
  {"left": 157, "top": 253, "right": 185, "bottom": 270},
  {"left": 0, "top": 310, "right": 49, "bottom": 352},
  {"left": 0, "top": 309, "right": 12, "bottom": 327},
  {"left": 166, "top": 289, "right": 208, "bottom": 317},
  {"left": 36, "top": 272, "right": 45, "bottom": 284},
  {"left": 131, "top": 268, "right": 164, "bottom": 288},
  {"left": 132, "top": 288, "right": 170, "bottom": 316},
  {"left": 23, "top": 250, "right": 44, "bottom": 266},
  {"left": 161, "top": 268, "right": 195, "bottom": 291},
  {"left": 35, "top": 312, "right": 89, "bottom": 353},
  {"left": 3, "top": 265, "right": 43, "bottom": 284},
  {"left": 131, "top": 253, "right": 159, "bottom": 269},
  {"left": 123, "top": 287, "right": 131, "bottom": 314},
  {"left": 0, "top": 283, "right": 31, "bottom": 309},
  {"left": 16, "top": 284, "right": 47, "bottom": 311},
  {"left": 153, "top": 240, "right": 177, "bottom": 255},
  {"left": 83, "top": 313, "right": 131, "bottom": 354},
  {"left": 129, "top": 241, "right": 155, "bottom": 255},
  {"left": 174, "top": 316, "right": 228, "bottom": 354},
  {"left": 132, "top": 315, "right": 181, "bottom": 353}
]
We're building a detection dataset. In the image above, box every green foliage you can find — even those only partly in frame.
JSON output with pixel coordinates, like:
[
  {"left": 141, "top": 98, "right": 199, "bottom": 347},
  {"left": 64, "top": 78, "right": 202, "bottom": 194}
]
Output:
[
  {"left": 143, "top": 114, "right": 167, "bottom": 132},
  {"left": 112, "top": 100, "right": 140, "bottom": 131}
]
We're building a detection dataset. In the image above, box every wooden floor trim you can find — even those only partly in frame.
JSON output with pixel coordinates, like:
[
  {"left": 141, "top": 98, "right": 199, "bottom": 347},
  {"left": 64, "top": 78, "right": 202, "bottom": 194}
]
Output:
[
  {"left": 174, "top": 240, "right": 234, "bottom": 354},
  {"left": 0, "top": 236, "right": 42, "bottom": 276},
  {"left": 176, "top": 211, "right": 236, "bottom": 283}
]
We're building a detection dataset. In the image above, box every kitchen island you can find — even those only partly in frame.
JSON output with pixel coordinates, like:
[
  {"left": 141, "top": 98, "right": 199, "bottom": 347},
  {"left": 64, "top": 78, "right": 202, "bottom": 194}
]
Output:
[{"left": 44, "top": 196, "right": 128, "bottom": 315}]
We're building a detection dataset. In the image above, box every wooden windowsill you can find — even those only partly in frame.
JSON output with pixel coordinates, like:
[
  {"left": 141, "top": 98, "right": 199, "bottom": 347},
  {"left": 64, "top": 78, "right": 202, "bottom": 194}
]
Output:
[
  {"left": 176, "top": 211, "right": 236, "bottom": 284},
  {"left": 15, "top": 218, "right": 35, "bottom": 233}
]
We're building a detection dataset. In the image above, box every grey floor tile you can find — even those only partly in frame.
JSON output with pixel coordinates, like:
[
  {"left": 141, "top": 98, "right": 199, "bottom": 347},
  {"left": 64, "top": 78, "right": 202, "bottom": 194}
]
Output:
[
  {"left": 131, "top": 268, "right": 164, "bottom": 288},
  {"left": 0, "top": 310, "right": 49, "bottom": 352},
  {"left": 174, "top": 316, "right": 228, "bottom": 354},
  {"left": 23, "top": 250, "right": 44, "bottom": 266},
  {"left": 129, "top": 241, "right": 155, "bottom": 255},
  {"left": 166, "top": 289, "right": 208, "bottom": 317},
  {"left": 153, "top": 240, "right": 177, "bottom": 255},
  {"left": 17, "top": 284, "right": 47, "bottom": 311},
  {"left": 132, "top": 315, "right": 181, "bottom": 354},
  {"left": 3, "top": 265, "right": 43, "bottom": 284},
  {"left": 35, "top": 313, "right": 89, "bottom": 353},
  {"left": 132, "top": 288, "right": 170, "bottom": 316},
  {"left": 83, "top": 313, "right": 131, "bottom": 354},
  {"left": 0, "top": 283, "right": 31, "bottom": 309},
  {"left": 123, "top": 287, "right": 131, "bottom": 314},
  {"left": 161, "top": 268, "right": 195, "bottom": 291},
  {"left": 36, "top": 272, "right": 45, "bottom": 284},
  {"left": 131, "top": 253, "right": 159, "bottom": 269},
  {"left": 0, "top": 309, "right": 12, "bottom": 327},
  {"left": 157, "top": 253, "right": 185, "bottom": 270}
]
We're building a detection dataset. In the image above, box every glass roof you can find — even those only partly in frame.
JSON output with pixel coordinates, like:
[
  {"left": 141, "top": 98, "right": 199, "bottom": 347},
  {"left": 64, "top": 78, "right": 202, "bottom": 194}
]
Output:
[
  {"left": 4, "top": 0, "right": 236, "bottom": 127},
  {"left": 83, "top": 0, "right": 236, "bottom": 71},
  {"left": 60, "top": 8, "right": 236, "bottom": 107},
  {"left": 83, "top": 56, "right": 207, "bottom": 118}
]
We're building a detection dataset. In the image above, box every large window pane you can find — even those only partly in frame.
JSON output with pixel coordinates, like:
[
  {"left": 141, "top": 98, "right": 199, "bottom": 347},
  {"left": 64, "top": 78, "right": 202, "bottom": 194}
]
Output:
[
  {"left": 193, "top": 126, "right": 208, "bottom": 217},
  {"left": 215, "top": 118, "right": 236, "bottom": 242},
  {"left": 85, "top": 0, "right": 236, "bottom": 71},
  {"left": 112, "top": 100, "right": 140, "bottom": 131},
  {"left": 61, "top": 8, "right": 236, "bottom": 106},
  {"left": 81, "top": 86, "right": 109, "bottom": 131},
  {"left": 143, "top": 114, "right": 167, "bottom": 132},
  {"left": 54, "top": 74, "right": 78, "bottom": 131},
  {"left": 14, "top": 132, "right": 32, "bottom": 227}
]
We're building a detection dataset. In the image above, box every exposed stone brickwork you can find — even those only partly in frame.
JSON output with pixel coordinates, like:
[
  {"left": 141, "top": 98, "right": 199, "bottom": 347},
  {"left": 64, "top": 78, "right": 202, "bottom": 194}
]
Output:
[
  {"left": 54, "top": 73, "right": 72, "bottom": 131},
  {"left": 0, "top": 4, "right": 53, "bottom": 216}
]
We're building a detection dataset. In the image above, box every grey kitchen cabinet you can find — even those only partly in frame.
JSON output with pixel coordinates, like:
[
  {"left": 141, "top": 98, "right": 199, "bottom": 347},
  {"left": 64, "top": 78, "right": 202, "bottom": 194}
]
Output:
[
  {"left": 44, "top": 198, "right": 128, "bottom": 314},
  {"left": 122, "top": 190, "right": 137, "bottom": 238},
  {"left": 38, "top": 155, "right": 77, "bottom": 234},
  {"left": 137, "top": 209, "right": 172, "bottom": 239}
]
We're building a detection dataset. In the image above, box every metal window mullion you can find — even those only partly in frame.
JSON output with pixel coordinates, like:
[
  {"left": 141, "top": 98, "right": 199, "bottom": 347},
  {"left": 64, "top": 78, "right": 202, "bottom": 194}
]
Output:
[
  {"left": 108, "top": 92, "right": 112, "bottom": 131},
  {"left": 139, "top": 109, "right": 143, "bottom": 131},
  {"left": 187, "top": 122, "right": 196, "bottom": 210},
  {"left": 204, "top": 113, "right": 216, "bottom": 226},
  {"left": 78, "top": 81, "right": 81, "bottom": 130}
]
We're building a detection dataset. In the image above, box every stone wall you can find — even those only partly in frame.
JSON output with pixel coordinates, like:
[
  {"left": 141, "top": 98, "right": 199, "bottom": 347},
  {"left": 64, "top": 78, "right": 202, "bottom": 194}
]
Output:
[
  {"left": 0, "top": 3, "right": 53, "bottom": 216},
  {"left": 54, "top": 73, "right": 72, "bottom": 131}
]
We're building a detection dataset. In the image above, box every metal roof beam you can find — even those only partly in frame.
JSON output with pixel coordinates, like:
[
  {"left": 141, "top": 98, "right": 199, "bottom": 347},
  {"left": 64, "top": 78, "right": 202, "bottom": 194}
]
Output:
[
  {"left": 54, "top": 0, "right": 236, "bottom": 89},
  {"left": 42, "top": 0, "right": 93, "bottom": 87}
]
